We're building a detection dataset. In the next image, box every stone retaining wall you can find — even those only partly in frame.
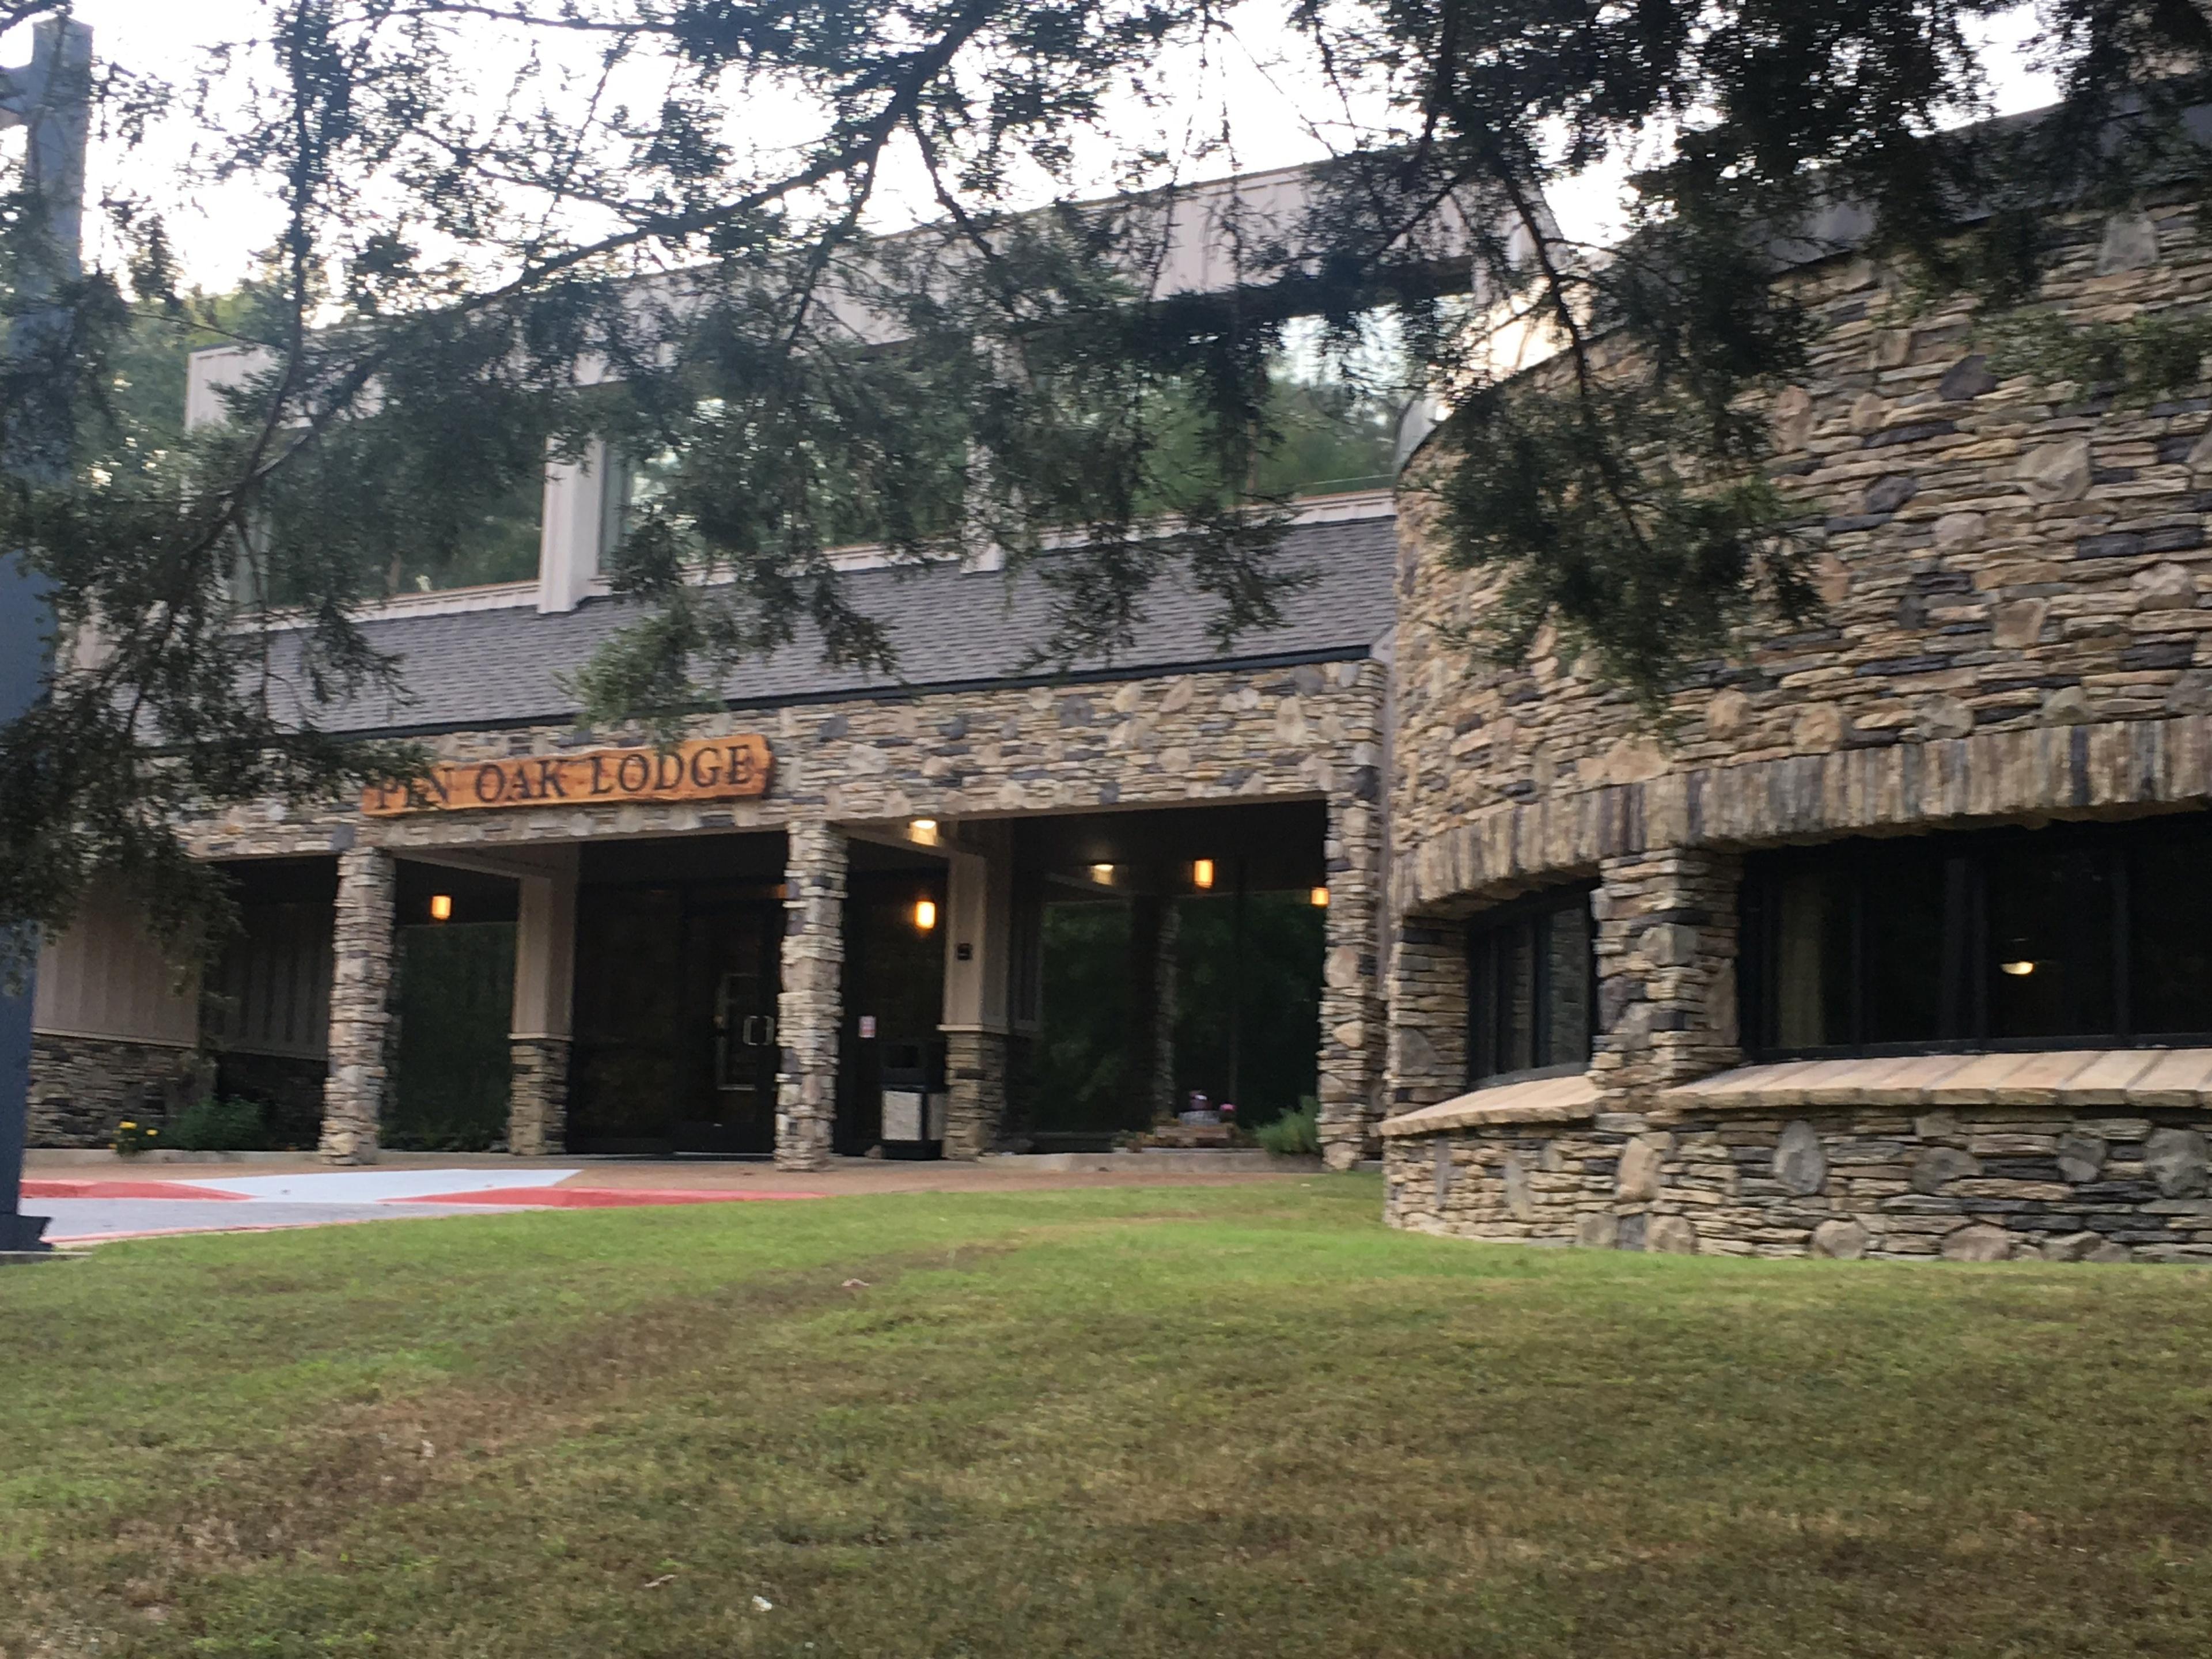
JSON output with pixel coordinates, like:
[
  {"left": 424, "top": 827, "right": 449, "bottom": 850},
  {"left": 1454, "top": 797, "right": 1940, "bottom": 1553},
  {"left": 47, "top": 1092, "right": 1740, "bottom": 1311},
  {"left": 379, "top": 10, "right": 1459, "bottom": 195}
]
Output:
[{"left": 1384, "top": 1103, "right": 2212, "bottom": 1263}]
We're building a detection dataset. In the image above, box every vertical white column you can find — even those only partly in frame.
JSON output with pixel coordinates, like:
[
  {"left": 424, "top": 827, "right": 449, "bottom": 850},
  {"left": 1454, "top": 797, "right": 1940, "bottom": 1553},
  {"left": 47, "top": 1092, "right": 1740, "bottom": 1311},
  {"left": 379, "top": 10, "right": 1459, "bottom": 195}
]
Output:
[
  {"left": 940, "top": 824, "right": 1014, "bottom": 1158},
  {"left": 537, "top": 439, "right": 609, "bottom": 614}
]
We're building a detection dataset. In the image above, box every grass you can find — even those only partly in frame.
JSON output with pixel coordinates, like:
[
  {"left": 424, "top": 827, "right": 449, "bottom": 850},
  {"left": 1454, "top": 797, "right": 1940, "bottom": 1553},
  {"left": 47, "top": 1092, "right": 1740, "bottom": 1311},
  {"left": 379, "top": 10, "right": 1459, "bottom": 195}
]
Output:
[{"left": 3, "top": 1177, "right": 2210, "bottom": 1657}]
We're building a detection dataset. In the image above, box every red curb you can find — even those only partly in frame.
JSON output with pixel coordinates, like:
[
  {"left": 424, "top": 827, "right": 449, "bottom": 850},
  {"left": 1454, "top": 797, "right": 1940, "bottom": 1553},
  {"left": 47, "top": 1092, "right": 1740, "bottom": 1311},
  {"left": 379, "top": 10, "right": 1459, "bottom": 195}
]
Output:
[
  {"left": 391, "top": 1186, "right": 830, "bottom": 1207},
  {"left": 22, "top": 1180, "right": 250, "bottom": 1202}
]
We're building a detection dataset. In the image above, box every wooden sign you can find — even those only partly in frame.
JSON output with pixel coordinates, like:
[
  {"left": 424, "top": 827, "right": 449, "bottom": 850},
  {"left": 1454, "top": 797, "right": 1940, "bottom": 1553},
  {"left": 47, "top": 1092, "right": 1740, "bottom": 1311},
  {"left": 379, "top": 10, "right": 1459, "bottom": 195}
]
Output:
[{"left": 363, "top": 736, "right": 772, "bottom": 816}]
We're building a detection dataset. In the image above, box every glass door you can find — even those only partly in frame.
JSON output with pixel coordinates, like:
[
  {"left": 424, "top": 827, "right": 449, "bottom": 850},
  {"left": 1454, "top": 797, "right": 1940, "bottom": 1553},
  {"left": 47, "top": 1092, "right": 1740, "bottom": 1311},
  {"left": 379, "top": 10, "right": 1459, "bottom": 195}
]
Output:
[{"left": 673, "top": 900, "right": 781, "bottom": 1155}]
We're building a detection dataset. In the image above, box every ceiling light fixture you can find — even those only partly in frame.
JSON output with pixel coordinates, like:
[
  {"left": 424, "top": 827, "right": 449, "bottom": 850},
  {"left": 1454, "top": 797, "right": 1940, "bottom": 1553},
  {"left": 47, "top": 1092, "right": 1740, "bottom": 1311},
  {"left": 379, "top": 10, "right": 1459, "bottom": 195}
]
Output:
[{"left": 1999, "top": 959, "right": 2036, "bottom": 977}]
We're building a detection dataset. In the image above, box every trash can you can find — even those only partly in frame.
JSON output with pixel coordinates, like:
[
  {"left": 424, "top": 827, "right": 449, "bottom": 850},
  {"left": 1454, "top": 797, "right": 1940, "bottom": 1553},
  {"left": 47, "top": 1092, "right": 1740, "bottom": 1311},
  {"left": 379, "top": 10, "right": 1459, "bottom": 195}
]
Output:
[{"left": 879, "top": 1039, "right": 948, "bottom": 1160}]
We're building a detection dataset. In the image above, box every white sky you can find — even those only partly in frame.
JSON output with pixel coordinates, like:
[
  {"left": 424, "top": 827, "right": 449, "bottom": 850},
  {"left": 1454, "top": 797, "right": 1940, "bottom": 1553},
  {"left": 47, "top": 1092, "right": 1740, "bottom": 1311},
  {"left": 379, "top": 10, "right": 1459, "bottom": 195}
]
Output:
[{"left": 13, "top": 0, "right": 2062, "bottom": 291}]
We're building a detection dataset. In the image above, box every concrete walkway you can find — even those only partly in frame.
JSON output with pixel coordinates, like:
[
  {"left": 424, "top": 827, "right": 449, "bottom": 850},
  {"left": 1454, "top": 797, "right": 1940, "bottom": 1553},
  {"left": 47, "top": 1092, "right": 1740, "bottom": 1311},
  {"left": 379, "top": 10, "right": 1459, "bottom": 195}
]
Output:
[{"left": 21, "top": 1151, "right": 1317, "bottom": 1243}]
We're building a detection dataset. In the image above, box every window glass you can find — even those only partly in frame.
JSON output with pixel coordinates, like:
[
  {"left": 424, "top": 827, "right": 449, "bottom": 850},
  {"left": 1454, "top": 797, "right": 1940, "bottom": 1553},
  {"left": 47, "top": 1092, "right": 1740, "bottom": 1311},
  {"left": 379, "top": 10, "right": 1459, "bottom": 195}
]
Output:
[
  {"left": 2132, "top": 821, "right": 2212, "bottom": 1035},
  {"left": 1983, "top": 842, "right": 2115, "bottom": 1040},
  {"left": 1861, "top": 848, "right": 1947, "bottom": 1044},
  {"left": 1467, "top": 887, "right": 1594, "bottom": 1085},
  {"left": 393, "top": 469, "right": 543, "bottom": 592},
  {"left": 1541, "top": 904, "right": 1593, "bottom": 1068},
  {"left": 1495, "top": 921, "right": 1536, "bottom": 1074},
  {"left": 1745, "top": 817, "right": 2212, "bottom": 1056},
  {"left": 1774, "top": 866, "right": 1853, "bottom": 1049}
]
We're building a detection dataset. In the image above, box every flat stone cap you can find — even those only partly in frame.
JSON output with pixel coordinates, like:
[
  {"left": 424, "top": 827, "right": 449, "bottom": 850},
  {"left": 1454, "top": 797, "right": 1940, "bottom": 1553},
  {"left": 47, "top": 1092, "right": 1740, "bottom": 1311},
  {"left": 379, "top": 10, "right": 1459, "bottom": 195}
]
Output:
[
  {"left": 1663, "top": 1048, "right": 2212, "bottom": 1112},
  {"left": 1378, "top": 1072, "right": 1600, "bottom": 1137}
]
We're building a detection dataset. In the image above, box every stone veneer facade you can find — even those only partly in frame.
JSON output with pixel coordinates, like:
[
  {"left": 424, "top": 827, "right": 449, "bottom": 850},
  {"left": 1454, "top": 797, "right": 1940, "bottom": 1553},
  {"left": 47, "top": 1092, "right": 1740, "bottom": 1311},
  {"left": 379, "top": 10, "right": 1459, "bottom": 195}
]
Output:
[
  {"left": 27, "top": 1034, "right": 209, "bottom": 1148},
  {"left": 162, "top": 658, "right": 1389, "bottom": 1166},
  {"left": 507, "top": 1037, "right": 570, "bottom": 1157},
  {"left": 1382, "top": 192, "right": 2212, "bottom": 1262}
]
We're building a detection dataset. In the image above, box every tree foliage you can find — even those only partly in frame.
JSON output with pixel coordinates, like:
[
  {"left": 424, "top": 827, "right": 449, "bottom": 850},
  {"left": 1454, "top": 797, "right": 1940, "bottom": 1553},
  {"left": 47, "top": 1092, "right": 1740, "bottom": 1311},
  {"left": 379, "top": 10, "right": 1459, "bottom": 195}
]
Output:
[{"left": 0, "top": 0, "right": 2209, "bottom": 963}]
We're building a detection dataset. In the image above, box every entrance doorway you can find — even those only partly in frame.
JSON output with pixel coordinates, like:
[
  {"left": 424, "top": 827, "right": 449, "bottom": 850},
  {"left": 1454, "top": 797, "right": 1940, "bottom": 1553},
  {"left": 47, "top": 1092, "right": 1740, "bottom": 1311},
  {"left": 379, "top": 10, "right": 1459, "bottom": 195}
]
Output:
[{"left": 567, "top": 835, "right": 786, "bottom": 1156}]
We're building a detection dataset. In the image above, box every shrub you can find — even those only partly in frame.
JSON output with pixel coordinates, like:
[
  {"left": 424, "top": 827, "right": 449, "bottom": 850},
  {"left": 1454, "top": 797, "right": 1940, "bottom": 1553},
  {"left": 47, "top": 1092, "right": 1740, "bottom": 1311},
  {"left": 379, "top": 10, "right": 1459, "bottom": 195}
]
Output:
[
  {"left": 1255, "top": 1097, "right": 1320, "bottom": 1157},
  {"left": 112, "top": 1119, "right": 162, "bottom": 1157},
  {"left": 166, "top": 1097, "right": 271, "bottom": 1153}
]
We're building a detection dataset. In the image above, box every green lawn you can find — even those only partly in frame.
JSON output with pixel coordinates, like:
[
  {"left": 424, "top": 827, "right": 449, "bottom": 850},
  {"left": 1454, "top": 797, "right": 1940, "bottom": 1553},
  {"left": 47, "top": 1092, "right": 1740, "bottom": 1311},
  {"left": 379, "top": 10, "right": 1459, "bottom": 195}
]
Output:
[{"left": 4, "top": 1178, "right": 2210, "bottom": 1657}]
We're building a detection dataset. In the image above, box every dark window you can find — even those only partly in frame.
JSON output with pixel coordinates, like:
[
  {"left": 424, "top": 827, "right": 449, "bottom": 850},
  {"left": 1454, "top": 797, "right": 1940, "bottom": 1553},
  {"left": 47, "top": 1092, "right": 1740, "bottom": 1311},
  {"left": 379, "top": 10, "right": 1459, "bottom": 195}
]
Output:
[
  {"left": 1467, "top": 885, "right": 1595, "bottom": 1085},
  {"left": 1742, "top": 815, "right": 2212, "bottom": 1056}
]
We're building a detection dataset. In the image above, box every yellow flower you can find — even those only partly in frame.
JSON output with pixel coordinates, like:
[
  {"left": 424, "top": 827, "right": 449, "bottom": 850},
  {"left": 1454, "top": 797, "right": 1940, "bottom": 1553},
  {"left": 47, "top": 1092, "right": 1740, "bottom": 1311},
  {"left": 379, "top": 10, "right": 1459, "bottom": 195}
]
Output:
[
  {"left": 146, "top": 1128, "right": 159, "bottom": 1137},
  {"left": 119, "top": 1121, "right": 135, "bottom": 1130}
]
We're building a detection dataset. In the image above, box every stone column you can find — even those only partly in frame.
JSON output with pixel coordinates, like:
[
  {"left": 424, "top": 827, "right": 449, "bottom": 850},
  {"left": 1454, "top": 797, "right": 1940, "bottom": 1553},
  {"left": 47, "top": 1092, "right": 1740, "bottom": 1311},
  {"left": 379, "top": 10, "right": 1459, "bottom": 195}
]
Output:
[
  {"left": 507, "top": 849, "right": 577, "bottom": 1156},
  {"left": 941, "top": 1029, "right": 1008, "bottom": 1158},
  {"left": 1317, "top": 786, "right": 1385, "bottom": 1170},
  {"left": 322, "top": 846, "right": 396, "bottom": 1165},
  {"left": 1590, "top": 848, "right": 1743, "bottom": 1098},
  {"left": 1384, "top": 915, "right": 1469, "bottom": 1114},
  {"left": 1127, "top": 896, "right": 1179, "bottom": 1123},
  {"left": 775, "top": 820, "right": 846, "bottom": 1171}
]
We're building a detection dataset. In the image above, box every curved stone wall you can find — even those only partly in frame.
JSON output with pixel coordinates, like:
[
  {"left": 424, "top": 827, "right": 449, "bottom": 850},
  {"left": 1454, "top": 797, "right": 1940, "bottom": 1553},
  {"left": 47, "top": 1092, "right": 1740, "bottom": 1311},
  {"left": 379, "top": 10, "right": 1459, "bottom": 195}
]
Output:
[
  {"left": 1382, "top": 192, "right": 2212, "bottom": 1257},
  {"left": 1393, "top": 193, "right": 2212, "bottom": 908}
]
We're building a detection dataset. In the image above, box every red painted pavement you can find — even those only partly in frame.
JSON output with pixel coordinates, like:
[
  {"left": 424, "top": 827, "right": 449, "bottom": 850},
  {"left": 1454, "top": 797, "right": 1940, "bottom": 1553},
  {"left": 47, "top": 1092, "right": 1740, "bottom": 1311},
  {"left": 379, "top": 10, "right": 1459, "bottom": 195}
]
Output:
[
  {"left": 23, "top": 1179, "right": 249, "bottom": 1201},
  {"left": 391, "top": 1186, "right": 830, "bottom": 1207}
]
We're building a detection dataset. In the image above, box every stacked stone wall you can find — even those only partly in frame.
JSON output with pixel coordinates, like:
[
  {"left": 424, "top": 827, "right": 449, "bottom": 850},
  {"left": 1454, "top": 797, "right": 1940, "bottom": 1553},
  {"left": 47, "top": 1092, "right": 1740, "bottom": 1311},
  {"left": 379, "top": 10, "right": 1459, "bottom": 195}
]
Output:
[
  {"left": 507, "top": 1036, "right": 570, "bottom": 1156},
  {"left": 942, "top": 1029, "right": 1008, "bottom": 1158},
  {"left": 1393, "top": 194, "right": 2212, "bottom": 902},
  {"left": 322, "top": 847, "right": 395, "bottom": 1165},
  {"left": 1317, "top": 786, "right": 1387, "bottom": 1165},
  {"left": 1383, "top": 197, "right": 2212, "bottom": 1261},
  {"left": 1384, "top": 918, "right": 1468, "bottom": 1112},
  {"left": 1384, "top": 1105, "right": 2212, "bottom": 1263},
  {"left": 27, "top": 1036, "right": 207, "bottom": 1148},
  {"left": 776, "top": 822, "right": 846, "bottom": 1170},
  {"left": 1590, "top": 850, "right": 1741, "bottom": 1094},
  {"left": 185, "top": 660, "right": 1388, "bottom": 861}
]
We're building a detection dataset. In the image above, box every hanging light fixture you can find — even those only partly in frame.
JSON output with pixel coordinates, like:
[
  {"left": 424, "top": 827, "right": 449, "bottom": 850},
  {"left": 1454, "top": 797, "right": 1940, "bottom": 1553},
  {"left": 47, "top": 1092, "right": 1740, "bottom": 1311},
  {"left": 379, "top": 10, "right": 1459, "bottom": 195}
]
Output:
[
  {"left": 429, "top": 893, "right": 453, "bottom": 922},
  {"left": 1999, "top": 959, "right": 2035, "bottom": 976},
  {"left": 910, "top": 818, "right": 940, "bottom": 844},
  {"left": 1090, "top": 863, "right": 1115, "bottom": 884},
  {"left": 914, "top": 897, "right": 938, "bottom": 931},
  {"left": 1192, "top": 858, "right": 1215, "bottom": 890},
  {"left": 1309, "top": 886, "right": 1330, "bottom": 908}
]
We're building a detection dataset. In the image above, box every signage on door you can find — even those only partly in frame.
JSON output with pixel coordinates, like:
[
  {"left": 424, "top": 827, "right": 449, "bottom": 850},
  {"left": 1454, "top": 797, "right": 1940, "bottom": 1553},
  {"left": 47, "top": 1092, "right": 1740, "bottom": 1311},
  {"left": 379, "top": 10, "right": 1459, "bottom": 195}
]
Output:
[{"left": 362, "top": 736, "right": 773, "bottom": 816}]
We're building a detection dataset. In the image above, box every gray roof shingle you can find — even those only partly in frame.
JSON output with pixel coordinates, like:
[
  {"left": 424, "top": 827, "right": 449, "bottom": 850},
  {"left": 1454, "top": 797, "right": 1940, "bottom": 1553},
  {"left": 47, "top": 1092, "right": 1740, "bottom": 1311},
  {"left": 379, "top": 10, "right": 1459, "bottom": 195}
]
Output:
[{"left": 315, "top": 510, "right": 1399, "bottom": 736}]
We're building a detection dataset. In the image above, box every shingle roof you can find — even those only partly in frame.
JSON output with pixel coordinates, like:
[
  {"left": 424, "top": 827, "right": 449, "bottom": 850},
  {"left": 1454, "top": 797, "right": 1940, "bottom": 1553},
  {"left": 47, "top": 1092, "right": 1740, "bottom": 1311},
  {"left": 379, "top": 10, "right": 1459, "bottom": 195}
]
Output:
[{"left": 315, "top": 510, "right": 1400, "bottom": 736}]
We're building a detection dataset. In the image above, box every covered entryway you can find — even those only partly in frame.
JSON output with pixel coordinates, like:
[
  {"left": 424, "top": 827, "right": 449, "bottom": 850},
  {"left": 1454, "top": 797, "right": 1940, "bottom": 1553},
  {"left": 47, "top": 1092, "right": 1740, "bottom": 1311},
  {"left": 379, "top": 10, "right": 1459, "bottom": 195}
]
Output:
[
  {"left": 567, "top": 833, "right": 786, "bottom": 1156},
  {"left": 1006, "top": 800, "right": 1330, "bottom": 1150}
]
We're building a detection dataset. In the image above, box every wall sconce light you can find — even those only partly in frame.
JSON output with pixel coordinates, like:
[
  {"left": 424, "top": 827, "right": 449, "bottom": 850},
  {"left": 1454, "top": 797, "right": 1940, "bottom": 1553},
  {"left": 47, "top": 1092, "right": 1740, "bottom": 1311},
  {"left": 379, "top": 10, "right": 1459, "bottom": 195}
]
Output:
[
  {"left": 1192, "top": 858, "right": 1215, "bottom": 890},
  {"left": 1999, "top": 959, "right": 2036, "bottom": 977},
  {"left": 1090, "top": 863, "right": 1115, "bottom": 884},
  {"left": 429, "top": 893, "right": 453, "bottom": 922},
  {"left": 914, "top": 898, "right": 938, "bottom": 931},
  {"left": 1309, "top": 886, "right": 1330, "bottom": 908},
  {"left": 910, "top": 818, "right": 940, "bottom": 845}
]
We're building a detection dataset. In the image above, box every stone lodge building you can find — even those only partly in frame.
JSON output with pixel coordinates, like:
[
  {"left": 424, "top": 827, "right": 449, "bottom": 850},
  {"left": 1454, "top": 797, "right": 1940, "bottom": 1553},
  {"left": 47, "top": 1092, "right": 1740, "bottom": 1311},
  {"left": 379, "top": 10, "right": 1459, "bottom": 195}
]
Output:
[
  {"left": 28, "top": 176, "right": 2212, "bottom": 1261},
  {"left": 1382, "top": 189, "right": 2212, "bottom": 1263},
  {"left": 29, "top": 449, "right": 1398, "bottom": 1167}
]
